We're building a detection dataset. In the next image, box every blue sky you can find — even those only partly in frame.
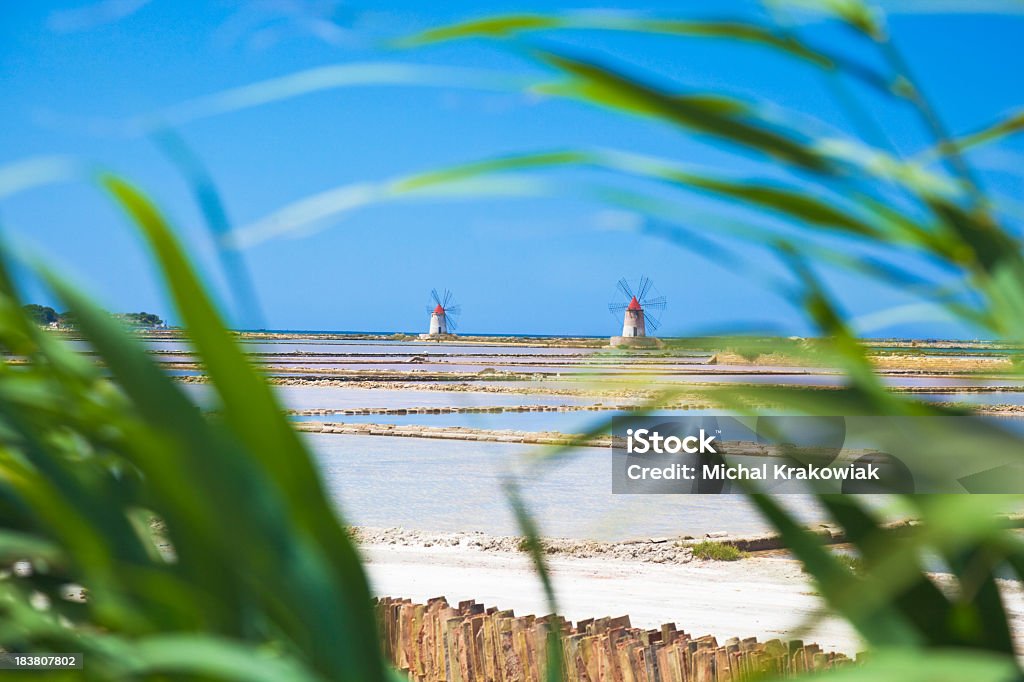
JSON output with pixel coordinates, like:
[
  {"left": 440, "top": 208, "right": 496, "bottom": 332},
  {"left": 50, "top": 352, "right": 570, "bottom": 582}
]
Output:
[{"left": 1, "top": 1, "right": 1022, "bottom": 337}]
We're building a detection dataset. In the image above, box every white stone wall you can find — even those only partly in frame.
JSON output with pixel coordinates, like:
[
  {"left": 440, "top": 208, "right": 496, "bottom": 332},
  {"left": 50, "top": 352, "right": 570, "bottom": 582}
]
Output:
[
  {"left": 621, "top": 309, "right": 646, "bottom": 337},
  {"left": 429, "top": 312, "right": 447, "bottom": 335}
]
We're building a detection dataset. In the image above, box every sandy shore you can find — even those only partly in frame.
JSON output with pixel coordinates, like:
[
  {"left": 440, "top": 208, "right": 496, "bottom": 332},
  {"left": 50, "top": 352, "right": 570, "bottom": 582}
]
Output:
[
  {"left": 362, "top": 542, "right": 863, "bottom": 653},
  {"left": 361, "top": 542, "right": 1024, "bottom": 657}
]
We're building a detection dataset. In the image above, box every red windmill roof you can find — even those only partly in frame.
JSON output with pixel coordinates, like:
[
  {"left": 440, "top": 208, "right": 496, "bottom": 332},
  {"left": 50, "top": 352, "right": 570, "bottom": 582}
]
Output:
[
  {"left": 433, "top": 304, "right": 445, "bottom": 314},
  {"left": 627, "top": 296, "right": 643, "bottom": 311}
]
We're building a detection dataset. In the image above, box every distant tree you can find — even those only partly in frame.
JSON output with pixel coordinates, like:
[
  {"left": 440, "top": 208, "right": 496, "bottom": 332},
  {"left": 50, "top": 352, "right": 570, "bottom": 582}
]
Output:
[
  {"left": 114, "top": 312, "right": 165, "bottom": 328},
  {"left": 58, "top": 311, "right": 79, "bottom": 328},
  {"left": 23, "top": 304, "right": 60, "bottom": 326}
]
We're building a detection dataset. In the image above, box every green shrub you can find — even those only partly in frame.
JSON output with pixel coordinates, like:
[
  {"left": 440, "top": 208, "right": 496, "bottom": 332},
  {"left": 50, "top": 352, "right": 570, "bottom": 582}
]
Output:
[{"left": 689, "top": 541, "right": 745, "bottom": 561}]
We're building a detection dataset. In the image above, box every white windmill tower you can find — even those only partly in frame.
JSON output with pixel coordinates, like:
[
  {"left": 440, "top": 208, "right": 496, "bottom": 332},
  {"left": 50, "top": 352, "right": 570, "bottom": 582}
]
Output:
[
  {"left": 420, "top": 289, "right": 461, "bottom": 339},
  {"left": 608, "top": 276, "right": 666, "bottom": 347}
]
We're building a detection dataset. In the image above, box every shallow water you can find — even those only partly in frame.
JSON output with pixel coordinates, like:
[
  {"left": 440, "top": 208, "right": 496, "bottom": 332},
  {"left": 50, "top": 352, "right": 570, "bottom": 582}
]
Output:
[
  {"left": 262, "top": 364, "right": 713, "bottom": 376},
  {"left": 67, "top": 335, "right": 1024, "bottom": 540},
  {"left": 309, "top": 433, "right": 827, "bottom": 540},
  {"left": 481, "top": 375, "right": 1024, "bottom": 392},
  {"left": 65, "top": 339, "right": 192, "bottom": 353},
  {"left": 239, "top": 341, "right": 606, "bottom": 356},
  {"left": 869, "top": 345, "right": 1023, "bottom": 356},
  {"left": 291, "top": 409, "right": 719, "bottom": 432},
  {"left": 917, "top": 392, "right": 1024, "bottom": 405},
  {"left": 181, "top": 383, "right": 606, "bottom": 411}
]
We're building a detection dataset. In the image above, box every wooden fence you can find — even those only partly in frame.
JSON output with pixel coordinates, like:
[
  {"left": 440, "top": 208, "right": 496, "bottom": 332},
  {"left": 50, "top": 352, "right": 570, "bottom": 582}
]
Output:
[{"left": 377, "top": 596, "right": 855, "bottom": 681}]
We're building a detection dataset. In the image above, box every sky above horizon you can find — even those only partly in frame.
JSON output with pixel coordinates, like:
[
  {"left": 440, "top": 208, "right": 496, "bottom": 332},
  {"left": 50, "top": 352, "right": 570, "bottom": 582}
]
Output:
[{"left": 1, "top": 1, "right": 1022, "bottom": 337}]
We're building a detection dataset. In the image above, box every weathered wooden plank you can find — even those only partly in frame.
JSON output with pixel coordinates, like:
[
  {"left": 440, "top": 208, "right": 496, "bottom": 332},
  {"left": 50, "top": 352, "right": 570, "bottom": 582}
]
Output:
[{"left": 375, "top": 594, "right": 851, "bottom": 682}]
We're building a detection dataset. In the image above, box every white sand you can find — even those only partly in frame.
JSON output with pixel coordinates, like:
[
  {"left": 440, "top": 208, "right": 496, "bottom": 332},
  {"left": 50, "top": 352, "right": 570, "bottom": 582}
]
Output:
[
  {"left": 362, "top": 544, "right": 864, "bottom": 654},
  {"left": 364, "top": 544, "right": 1024, "bottom": 657}
]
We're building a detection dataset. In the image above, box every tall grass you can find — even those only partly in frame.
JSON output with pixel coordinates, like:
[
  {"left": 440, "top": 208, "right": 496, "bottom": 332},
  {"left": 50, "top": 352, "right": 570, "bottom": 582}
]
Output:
[{"left": 0, "top": 178, "right": 389, "bottom": 680}]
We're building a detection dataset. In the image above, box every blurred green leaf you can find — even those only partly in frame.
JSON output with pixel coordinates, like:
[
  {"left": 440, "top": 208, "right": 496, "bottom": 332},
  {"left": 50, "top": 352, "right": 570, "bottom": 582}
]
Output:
[
  {"left": 747, "top": 492, "right": 922, "bottom": 646},
  {"left": 401, "top": 13, "right": 841, "bottom": 69},
  {"left": 99, "top": 175, "right": 388, "bottom": 681},
  {"left": 811, "top": 648, "right": 1018, "bottom": 681},
  {"left": 821, "top": 497, "right": 1013, "bottom": 654},
  {"left": 0, "top": 529, "right": 64, "bottom": 565},
  {"left": 117, "top": 635, "right": 323, "bottom": 682},
  {"left": 926, "top": 109, "right": 1024, "bottom": 160},
  {"left": 532, "top": 50, "right": 836, "bottom": 172}
]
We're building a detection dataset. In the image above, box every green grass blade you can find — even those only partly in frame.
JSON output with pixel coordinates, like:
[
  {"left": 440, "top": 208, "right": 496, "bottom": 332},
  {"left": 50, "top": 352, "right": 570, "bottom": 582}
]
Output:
[
  {"left": 98, "top": 175, "right": 387, "bottom": 681},
  {"left": 533, "top": 50, "right": 835, "bottom": 173},
  {"left": 746, "top": 492, "right": 921, "bottom": 646}
]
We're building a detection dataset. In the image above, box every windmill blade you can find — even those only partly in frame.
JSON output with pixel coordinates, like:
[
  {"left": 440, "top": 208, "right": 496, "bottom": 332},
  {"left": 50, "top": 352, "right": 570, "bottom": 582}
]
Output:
[
  {"left": 445, "top": 304, "right": 462, "bottom": 317},
  {"left": 641, "top": 295, "right": 667, "bottom": 310},
  {"left": 431, "top": 288, "right": 443, "bottom": 307},
  {"left": 608, "top": 303, "right": 628, "bottom": 313},
  {"left": 643, "top": 311, "right": 662, "bottom": 331},
  {"left": 443, "top": 289, "right": 454, "bottom": 308},
  {"left": 616, "top": 278, "right": 634, "bottom": 300},
  {"left": 638, "top": 276, "right": 652, "bottom": 300},
  {"left": 445, "top": 313, "right": 458, "bottom": 331}
]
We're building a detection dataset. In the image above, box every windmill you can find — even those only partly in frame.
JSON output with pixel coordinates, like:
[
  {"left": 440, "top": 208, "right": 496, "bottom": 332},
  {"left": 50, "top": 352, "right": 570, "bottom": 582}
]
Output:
[
  {"left": 424, "top": 288, "right": 461, "bottom": 337},
  {"left": 608, "top": 276, "right": 666, "bottom": 345}
]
